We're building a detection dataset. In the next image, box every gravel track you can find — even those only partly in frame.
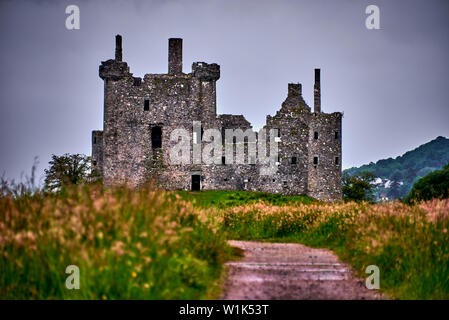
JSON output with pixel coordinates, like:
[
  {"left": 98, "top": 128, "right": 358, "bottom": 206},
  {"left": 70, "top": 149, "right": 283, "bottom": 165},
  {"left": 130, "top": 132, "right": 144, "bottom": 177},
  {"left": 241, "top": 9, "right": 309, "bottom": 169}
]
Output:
[{"left": 221, "top": 241, "right": 384, "bottom": 300}]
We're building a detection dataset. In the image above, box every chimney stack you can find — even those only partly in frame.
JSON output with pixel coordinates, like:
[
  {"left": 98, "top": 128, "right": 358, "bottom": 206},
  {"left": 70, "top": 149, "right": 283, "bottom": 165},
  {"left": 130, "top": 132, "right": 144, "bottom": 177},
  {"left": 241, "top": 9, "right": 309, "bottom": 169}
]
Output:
[
  {"left": 168, "top": 38, "right": 183, "bottom": 75},
  {"left": 115, "top": 35, "right": 122, "bottom": 61},
  {"left": 314, "top": 68, "right": 321, "bottom": 113},
  {"left": 288, "top": 83, "right": 302, "bottom": 97}
]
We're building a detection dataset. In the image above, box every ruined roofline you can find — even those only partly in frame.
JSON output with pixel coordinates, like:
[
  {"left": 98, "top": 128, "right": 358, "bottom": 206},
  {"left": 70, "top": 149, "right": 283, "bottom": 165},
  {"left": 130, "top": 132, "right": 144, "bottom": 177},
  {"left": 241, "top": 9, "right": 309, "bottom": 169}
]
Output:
[
  {"left": 100, "top": 35, "right": 341, "bottom": 123},
  {"left": 101, "top": 35, "right": 220, "bottom": 81},
  {"left": 217, "top": 114, "right": 249, "bottom": 119},
  {"left": 217, "top": 114, "right": 252, "bottom": 128}
]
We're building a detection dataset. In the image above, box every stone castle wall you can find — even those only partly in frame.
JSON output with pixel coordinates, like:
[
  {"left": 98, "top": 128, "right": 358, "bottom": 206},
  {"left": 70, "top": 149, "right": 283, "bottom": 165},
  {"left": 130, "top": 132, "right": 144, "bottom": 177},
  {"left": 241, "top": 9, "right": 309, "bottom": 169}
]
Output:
[{"left": 92, "top": 35, "right": 343, "bottom": 201}]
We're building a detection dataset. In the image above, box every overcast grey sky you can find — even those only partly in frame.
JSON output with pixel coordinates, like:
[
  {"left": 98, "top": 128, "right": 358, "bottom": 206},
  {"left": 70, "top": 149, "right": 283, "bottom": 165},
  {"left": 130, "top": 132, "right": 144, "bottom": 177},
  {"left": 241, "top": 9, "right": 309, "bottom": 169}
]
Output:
[{"left": 0, "top": 0, "right": 448, "bottom": 184}]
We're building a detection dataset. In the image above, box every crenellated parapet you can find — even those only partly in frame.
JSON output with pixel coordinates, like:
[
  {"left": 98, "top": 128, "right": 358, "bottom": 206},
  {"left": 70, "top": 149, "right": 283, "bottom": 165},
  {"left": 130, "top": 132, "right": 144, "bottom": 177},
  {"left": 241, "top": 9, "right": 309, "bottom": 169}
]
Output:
[
  {"left": 99, "top": 59, "right": 130, "bottom": 81},
  {"left": 192, "top": 62, "right": 220, "bottom": 81},
  {"left": 99, "top": 35, "right": 130, "bottom": 81}
]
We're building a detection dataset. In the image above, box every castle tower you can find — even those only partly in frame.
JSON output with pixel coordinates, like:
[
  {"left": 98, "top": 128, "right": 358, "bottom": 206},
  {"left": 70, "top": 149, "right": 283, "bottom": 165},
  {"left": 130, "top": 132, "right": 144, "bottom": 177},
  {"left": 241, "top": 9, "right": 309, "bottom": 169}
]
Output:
[
  {"left": 308, "top": 69, "right": 342, "bottom": 201},
  {"left": 97, "top": 34, "right": 132, "bottom": 186},
  {"left": 192, "top": 62, "right": 220, "bottom": 125}
]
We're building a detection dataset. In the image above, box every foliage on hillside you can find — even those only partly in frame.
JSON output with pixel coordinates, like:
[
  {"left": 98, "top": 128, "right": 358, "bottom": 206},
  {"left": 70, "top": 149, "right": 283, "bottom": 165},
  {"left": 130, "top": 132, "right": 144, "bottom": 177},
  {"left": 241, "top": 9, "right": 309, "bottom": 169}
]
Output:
[
  {"left": 405, "top": 163, "right": 449, "bottom": 203},
  {"left": 344, "top": 136, "right": 449, "bottom": 200}
]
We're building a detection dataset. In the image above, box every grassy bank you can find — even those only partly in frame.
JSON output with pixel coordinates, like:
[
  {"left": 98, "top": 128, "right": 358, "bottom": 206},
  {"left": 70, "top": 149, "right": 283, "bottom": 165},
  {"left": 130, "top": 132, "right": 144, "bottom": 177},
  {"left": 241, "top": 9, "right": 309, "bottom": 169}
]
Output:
[
  {"left": 176, "top": 190, "right": 315, "bottom": 208},
  {"left": 2, "top": 187, "right": 448, "bottom": 299},
  {"left": 0, "top": 185, "right": 233, "bottom": 299},
  {"left": 218, "top": 199, "right": 449, "bottom": 299}
]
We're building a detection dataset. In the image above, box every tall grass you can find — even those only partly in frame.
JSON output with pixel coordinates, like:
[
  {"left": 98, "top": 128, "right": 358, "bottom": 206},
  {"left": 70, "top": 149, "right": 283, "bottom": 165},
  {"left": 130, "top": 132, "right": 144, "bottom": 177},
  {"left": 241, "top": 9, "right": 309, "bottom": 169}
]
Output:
[
  {"left": 0, "top": 184, "right": 233, "bottom": 299},
  {"left": 219, "top": 200, "right": 449, "bottom": 299},
  {"left": 2, "top": 182, "right": 448, "bottom": 300}
]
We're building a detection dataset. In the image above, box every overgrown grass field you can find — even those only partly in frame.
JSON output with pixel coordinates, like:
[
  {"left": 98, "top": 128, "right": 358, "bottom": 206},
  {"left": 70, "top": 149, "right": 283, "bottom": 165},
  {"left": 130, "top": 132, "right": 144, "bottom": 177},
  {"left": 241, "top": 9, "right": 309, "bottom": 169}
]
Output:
[
  {"left": 1, "top": 187, "right": 448, "bottom": 299},
  {"left": 218, "top": 199, "right": 449, "bottom": 299},
  {"left": 0, "top": 186, "right": 233, "bottom": 299}
]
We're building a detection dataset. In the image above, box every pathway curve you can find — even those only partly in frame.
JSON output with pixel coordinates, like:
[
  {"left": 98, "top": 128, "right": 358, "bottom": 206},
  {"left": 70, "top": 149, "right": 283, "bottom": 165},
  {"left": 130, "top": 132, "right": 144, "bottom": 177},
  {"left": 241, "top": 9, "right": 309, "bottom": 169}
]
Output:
[{"left": 221, "top": 240, "right": 384, "bottom": 300}]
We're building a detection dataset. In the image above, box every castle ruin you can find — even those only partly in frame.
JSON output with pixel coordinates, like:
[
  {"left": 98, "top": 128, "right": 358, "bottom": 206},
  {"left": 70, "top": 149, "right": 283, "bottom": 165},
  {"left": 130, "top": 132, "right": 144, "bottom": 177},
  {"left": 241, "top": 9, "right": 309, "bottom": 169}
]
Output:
[{"left": 92, "top": 35, "right": 342, "bottom": 201}]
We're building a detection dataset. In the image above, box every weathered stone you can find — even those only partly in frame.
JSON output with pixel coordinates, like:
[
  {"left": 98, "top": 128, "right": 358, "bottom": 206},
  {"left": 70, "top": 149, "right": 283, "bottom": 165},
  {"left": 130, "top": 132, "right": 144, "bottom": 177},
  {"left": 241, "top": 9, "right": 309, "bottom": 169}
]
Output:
[{"left": 91, "top": 36, "right": 343, "bottom": 201}]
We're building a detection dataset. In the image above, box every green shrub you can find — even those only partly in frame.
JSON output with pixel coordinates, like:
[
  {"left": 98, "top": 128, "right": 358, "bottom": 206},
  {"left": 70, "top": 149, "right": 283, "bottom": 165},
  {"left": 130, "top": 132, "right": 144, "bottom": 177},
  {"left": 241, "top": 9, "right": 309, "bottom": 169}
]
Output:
[{"left": 405, "top": 163, "right": 449, "bottom": 203}]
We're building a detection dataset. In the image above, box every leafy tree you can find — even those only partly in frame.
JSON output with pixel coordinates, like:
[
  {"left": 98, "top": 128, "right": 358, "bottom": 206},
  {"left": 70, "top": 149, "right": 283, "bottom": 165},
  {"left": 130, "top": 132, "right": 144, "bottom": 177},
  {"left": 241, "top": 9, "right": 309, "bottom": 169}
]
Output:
[
  {"left": 342, "top": 171, "right": 377, "bottom": 202},
  {"left": 44, "top": 154, "right": 92, "bottom": 191},
  {"left": 405, "top": 163, "right": 449, "bottom": 203}
]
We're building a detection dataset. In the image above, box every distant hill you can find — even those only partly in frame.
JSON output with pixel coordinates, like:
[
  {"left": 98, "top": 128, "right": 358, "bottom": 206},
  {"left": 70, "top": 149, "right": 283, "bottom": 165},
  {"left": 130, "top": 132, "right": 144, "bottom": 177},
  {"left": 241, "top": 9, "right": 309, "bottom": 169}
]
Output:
[{"left": 344, "top": 136, "right": 449, "bottom": 200}]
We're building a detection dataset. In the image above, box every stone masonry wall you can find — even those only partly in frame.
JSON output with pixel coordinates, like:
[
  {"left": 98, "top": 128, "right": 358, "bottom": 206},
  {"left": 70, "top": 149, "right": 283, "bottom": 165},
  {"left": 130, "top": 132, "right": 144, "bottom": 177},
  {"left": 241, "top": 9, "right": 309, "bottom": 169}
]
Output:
[
  {"left": 92, "top": 36, "right": 343, "bottom": 201},
  {"left": 308, "top": 112, "right": 343, "bottom": 201},
  {"left": 92, "top": 130, "right": 104, "bottom": 176}
]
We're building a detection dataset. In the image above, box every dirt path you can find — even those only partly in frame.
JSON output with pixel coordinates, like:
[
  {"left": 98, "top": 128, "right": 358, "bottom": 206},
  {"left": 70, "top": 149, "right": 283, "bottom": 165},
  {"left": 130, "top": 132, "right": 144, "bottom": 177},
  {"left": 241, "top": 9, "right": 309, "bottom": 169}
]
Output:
[{"left": 221, "top": 241, "right": 384, "bottom": 300}]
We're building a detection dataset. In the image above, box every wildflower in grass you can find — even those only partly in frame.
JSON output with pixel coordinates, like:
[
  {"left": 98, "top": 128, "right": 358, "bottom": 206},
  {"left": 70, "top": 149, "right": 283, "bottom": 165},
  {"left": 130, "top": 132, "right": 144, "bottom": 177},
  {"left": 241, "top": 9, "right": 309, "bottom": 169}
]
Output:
[{"left": 111, "top": 241, "right": 125, "bottom": 256}]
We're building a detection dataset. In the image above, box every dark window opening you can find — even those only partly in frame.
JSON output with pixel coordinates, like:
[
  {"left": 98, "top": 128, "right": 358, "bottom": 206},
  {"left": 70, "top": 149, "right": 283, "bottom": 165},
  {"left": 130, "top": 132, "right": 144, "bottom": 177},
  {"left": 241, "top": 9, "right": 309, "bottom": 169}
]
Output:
[
  {"left": 335, "top": 131, "right": 339, "bottom": 139},
  {"left": 314, "top": 131, "right": 319, "bottom": 140},
  {"left": 277, "top": 155, "right": 280, "bottom": 163},
  {"left": 233, "top": 136, "right": 236, "bottom": 144},
  {"left": 191, "top": 175, "right": 200, "bottom": 191},
  {"left": 272, "top": 179, "right": 276, "bottom": 182},
  {"left": 144, "top": 99, "right": 150, "bottom": 111},
  {"left": 222, "top": 128, "right": 226, "bottom": 145},
  {"left": 313, "top": 156, "right": 319, "bottom": 165},
  {"left": 335, "top": 157, "right": 339, "bottom": 165},
  {"left": 291, "top": 156, "right": 297, "bottom": 165},
  {"left": 133, "top": 78, "right": 142, "bottom": 86},
  {"left": 222, "top": 156, "right": 226, "bottom": 165},
  {"left": 93, "top": 137, "right": 96, "bottom": 144},
  {"left": 151, "top": 126, "right": 162, "bottom": 149},
  {"left": 93, "top": 160, "right": 97, "bottom": 166},
  {"left": 224, "top": 177, "right": 228, "bottom": 181},
  {"left": 277, "top": 129, "right": 281, "bottom": 137},
  {"left": 283, "top": 181, "right": 287, "bottom": 187}
]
